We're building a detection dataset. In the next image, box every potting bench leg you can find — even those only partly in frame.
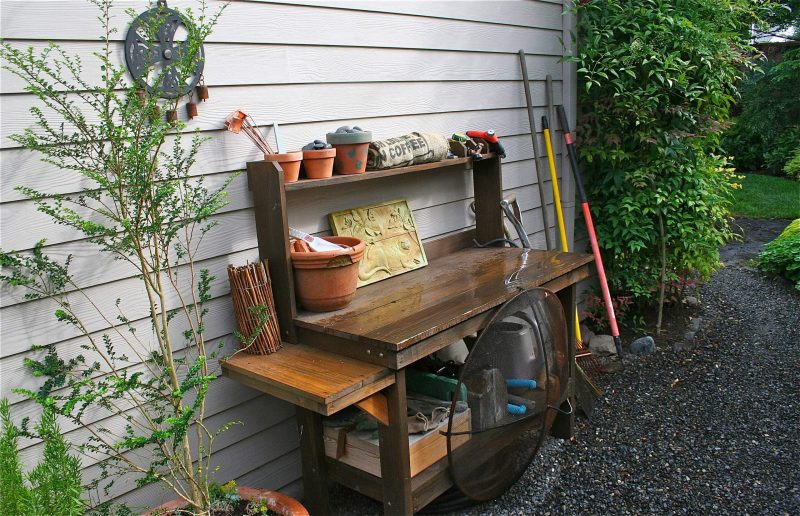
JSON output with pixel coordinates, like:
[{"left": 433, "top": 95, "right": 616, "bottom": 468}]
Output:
[
  {"left": 295, "top": 407, "right": 331, "bottom": 514},
  {"left": 551, "top": 284, "right": 577, "bottom": 439},
  {"left": 378, "top": 370, "right": 413, "bottom": 515}
]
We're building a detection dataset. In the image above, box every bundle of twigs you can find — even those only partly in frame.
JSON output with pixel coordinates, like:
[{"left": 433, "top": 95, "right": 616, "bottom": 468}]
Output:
[
  {"left": 225, "top": 110, "right": 275, "bottom": 156},
  {"left": 227, "top": 261, "right": 281, "bottom": 355}
]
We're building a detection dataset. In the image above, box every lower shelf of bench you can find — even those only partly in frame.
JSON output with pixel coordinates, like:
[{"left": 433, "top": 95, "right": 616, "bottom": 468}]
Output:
[
  {"left": 221, "top": 344, "right": 395, "bottom": 415},
  {"left": 323, "top": 408, "right": 471, "bottom": 478}
]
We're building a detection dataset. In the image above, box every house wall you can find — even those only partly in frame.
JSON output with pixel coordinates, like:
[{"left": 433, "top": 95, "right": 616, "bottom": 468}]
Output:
[{"left": 0, "top": 0, "right": 576, "bottom": 509}]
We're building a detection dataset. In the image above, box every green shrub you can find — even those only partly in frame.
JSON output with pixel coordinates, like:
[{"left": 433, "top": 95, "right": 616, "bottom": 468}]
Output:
[
  {"left": 723, "top": 48, "right": 800, "bottom": 176},
  {"left": 0, "top": 399, "right": 83, "bottom": 516},
  {"left": 782, "top": 146, "right": 800, "bottom": 181},
  {"left": 569, "top": 0, "right": 761, "bottom": 308},
  {"left": 758, "top": 218, "right": 800, "bottom": 290},
  {"left": 0, "top": 399, "right": 28, "bottom": 515},
  {"left": 27, "top": 407, "right": 83, "bottom": 516}
]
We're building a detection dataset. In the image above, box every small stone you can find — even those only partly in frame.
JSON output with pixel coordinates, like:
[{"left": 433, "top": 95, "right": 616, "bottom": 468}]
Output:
[
  {"left": 589, "top": 334, "right": 617, "bottom": 356},
  {"left": 335, "top": 125, "right": 351, "bottom": 133},
  {"left": 630, "top": 336, "right": 656, "bottom": 355},
  {"left": 689, "top": 317, "right": 703, "bottom": 333},
  {"left": 685, "top": 295, "right": 700, "bottom": 307}
]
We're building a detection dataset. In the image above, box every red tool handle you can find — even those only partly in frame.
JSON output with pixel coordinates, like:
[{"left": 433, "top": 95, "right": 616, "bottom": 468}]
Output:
[{"left": 557, "top": 105, "right": 624, "bottom": 359}]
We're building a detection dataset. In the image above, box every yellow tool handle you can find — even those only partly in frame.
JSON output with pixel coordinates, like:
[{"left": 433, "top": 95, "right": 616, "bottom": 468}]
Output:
[
  {"left": 544, "top": 126, "right": 583, "bottom": 345},
  {"left": 543, "top": 128, "right": 569, "bottom": 253}
]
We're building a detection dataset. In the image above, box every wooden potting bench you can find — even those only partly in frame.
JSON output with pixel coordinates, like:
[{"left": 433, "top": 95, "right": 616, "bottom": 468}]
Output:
[{"left": 221, "top": 154, "right": 593, "bottom": 514}]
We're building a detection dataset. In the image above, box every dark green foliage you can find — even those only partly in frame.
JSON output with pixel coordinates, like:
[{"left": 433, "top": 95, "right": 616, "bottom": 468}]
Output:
[
  {"left": 0, "top": 399, "right": 28, "bottom": 515},
  {"left": 758, "top": 218, "right": 800, "bottom": 289},
  {"left": 722, "top": 48, "right": 800, "bottom": 176},
  {"left": 27, "top": 405, "right": 84, "bottom": 516},
  {"left": 570, "top": 0, "right": 763, "bottom": 306},
  {"left": 0, "top": 399, "right": 84, "bottom": 516}
]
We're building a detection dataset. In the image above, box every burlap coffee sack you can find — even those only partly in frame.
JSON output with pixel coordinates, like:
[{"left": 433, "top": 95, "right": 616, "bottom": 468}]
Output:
[{"left": 367, "top": 132, "right": 449, "bottom": 170}]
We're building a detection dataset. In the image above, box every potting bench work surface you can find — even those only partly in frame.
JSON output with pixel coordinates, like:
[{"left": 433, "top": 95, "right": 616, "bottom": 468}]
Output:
[{"left": 294, "top": 246, "right": 592, "bottom": 352}]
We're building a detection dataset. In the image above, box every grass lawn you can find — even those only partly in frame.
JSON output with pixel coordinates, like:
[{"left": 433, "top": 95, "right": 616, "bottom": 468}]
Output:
[{"left": 732, "top": 174, "right": 800, "bottom": 219}]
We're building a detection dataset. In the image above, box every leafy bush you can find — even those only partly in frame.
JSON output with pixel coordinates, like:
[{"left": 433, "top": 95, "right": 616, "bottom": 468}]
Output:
[
  {"left": 758, "top": 218, "right": 800, "bottom": 290},
  {"left": 0, "top": 400, "right": 27, "bottom": 515},
  {"left": 722, "top": 48, "right": 800, "bottom": 177},
  {"left": 0, "top": 399, "right": 84, "bottom": 516},
  {"left": 785, "top": 147, "right": 800, "bottom": 180},
  {"left": 569, "top": 0, "right": 762, "bottom": 310}
]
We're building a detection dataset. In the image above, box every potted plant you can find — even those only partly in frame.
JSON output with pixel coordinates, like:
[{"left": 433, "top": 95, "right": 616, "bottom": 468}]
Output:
[
  {"left": 326, "top": 126, "right": 372, "bottom": 175},
  {"left": 0, "top": 399, "right": 83, "bottom": 515},
  {"left": 301, "top": 140, "right": 336, "bottom": 179},
  {"left": 0, "top": 1, "right": 306, "bottom": 514}
]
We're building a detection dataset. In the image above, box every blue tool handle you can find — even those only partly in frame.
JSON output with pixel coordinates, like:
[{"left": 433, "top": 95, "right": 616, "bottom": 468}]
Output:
[
  {"left": 506, "top": 379, "right": 537, "bottom": 390},
  {"left": 507, "top": 403, "right": 526, "bottom": 415}
]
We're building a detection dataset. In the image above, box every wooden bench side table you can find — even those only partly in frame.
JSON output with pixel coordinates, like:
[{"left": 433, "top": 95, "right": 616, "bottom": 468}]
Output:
[{"left": 222, "top": 155, "right": 593, "bottom": 514}]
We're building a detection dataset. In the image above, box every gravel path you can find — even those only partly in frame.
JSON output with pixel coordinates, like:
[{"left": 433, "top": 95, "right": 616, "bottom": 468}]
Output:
[{"left": 331, "top": 218, "right": 799, "bottom": 515}]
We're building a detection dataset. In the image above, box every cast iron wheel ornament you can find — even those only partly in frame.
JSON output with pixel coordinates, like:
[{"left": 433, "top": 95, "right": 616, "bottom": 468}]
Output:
[
  {"left": 125, "top": 1, "right": 204, "bottom": 99},
  {"left": 444, "top": 287, "right": 569, "bottom": 502}
]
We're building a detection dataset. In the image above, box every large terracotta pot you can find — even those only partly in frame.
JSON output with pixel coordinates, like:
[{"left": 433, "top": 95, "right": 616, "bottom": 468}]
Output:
[
  {"left": 291, "top": 236, "right": 365, "bottom": 312},
  {"left": 145, "top": 487, "right": 308, "bottom": 516},
  {"left": 302, "top": 147, "right": 336, "bottom": 179},
  {"left": 265, "top": 151, "right": 302, "bottom": 183}
]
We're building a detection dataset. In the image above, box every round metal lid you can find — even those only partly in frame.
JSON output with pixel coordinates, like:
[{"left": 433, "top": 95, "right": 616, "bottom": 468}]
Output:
[{"left": 445, "top": 287, "right": 569, "bottom": 501}]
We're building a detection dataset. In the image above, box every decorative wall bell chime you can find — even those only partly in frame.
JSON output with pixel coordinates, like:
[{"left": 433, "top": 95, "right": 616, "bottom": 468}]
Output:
[
  {"left": 124, "top": 0, "right": 210, "bottom": 123},
  {"left": 196, "top": 75, "right": 209, "bottom": 102},
  {"left": 186, "top": 93, "right": 198, "bottom": 119}
]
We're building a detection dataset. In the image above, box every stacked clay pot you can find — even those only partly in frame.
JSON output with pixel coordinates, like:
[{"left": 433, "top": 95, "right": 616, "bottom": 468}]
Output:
[
  {"left": 301, "top": 139, "right": 336, "bottom": 179},
  {"left": 326, "top": 126, "right": 372, "bottom": 175}
]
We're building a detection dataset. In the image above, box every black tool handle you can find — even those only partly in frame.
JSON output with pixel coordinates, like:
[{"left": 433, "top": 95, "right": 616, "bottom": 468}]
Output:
[{"left": 556, "top": 105, "right": 589, "bottom": 204}]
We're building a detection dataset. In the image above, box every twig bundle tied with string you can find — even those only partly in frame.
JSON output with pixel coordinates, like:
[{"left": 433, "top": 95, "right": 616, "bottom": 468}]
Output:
[{"left": 227, "top": 261, "right": 282, "bottom": 354}]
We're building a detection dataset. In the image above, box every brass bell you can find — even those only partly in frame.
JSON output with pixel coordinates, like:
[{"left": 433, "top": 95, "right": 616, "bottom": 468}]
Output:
[
  {"left": 186, "top": 101, "right": 198, "bottom": 119},
  {"left": 196, "top": 84, "right": 209, "bottom": 101},
  {"left": 166, "top": 109, "right": 178, "bottom": 123}
]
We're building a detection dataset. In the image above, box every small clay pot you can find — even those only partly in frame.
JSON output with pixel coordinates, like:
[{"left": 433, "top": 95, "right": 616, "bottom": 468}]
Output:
[
  {"left": 326, "top": 131, "right": 372, "bottom": 175},
  {"left": 265, "top": 151, "right": 302, "bottom": 183},
  {"left": 291, "top": 236, "right": 365, "bottom": 312},
  {"left": 302, "top": 147, "right": 336, "bottom": 179}
]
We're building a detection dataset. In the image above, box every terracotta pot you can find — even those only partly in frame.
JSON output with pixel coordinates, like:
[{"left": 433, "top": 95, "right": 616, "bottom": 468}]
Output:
[
  {"left": 291, "top": 236, "right": 365, "bottom": 312},
  {"left": 145, "top": 486, "right": 308, "bottom": 516},
  {"left": 302, "top": 147, "right": 336, "bottom": 179},
  {"left": 265, "top": 151, "right": 302, "bottom": 183},
  {"left": 326, "top": 131, "right": 372, "bottom": 175}
]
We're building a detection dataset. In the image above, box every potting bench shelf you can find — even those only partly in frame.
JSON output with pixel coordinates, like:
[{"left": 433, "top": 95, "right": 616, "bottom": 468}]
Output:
[
  {"left": 226, "top": 154, "right": 592, "bottom": 514},
  {"left": 283, "top": 154, "right": 492, "bottom": 191}
]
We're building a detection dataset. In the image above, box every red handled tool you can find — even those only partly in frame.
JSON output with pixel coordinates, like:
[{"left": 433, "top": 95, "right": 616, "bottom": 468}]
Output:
[
  {"left": 557, "top": 105, "right": 624, "bottom": 359},
  {"left": 466, "top": 130, "right": 506, "bottom": 158}
]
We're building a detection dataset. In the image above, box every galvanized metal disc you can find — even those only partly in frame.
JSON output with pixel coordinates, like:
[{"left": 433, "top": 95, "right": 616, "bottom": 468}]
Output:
[
  {"left": 124, "top": 7, "right": 204, "bottom": 99},
  {"left": 445, "top": 287, "right": 568, "bottom": 501}
]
